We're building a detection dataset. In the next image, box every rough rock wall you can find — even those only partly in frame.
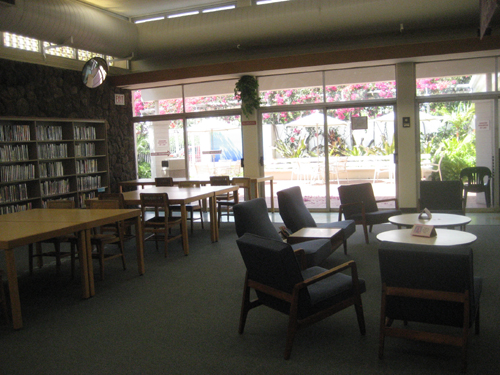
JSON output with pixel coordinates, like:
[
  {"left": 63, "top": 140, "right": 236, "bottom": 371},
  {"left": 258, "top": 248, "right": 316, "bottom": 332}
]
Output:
[{"left": 0, "top": 58, "right": 136, "bottom": 192}]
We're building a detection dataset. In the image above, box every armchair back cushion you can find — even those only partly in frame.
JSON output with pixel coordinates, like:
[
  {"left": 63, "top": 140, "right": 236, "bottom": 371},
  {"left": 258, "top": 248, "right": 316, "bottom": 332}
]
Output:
[
  {"left": 338, "top": 183, "right": 378, "bottom": 218},
  {"left": 277, "top": 186, "right": 316, "bottom": 232},
  {"left": 378, "top": 241, "right": 480, "bottom": 327},
  {"left": 233, "top": 198, "right": 282, "bottom": 241},
  {"left": 419, "top": 180, "right": 464, "bottom": 213},
  {"left": 236, "top": 233, "right": 312, "bottom": 314}
]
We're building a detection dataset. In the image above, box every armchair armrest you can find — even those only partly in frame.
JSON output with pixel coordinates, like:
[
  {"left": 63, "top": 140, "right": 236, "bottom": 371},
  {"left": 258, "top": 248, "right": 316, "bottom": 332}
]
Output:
[
  {"left": 375, "top": 197, "right": 399, "bottom": 209},
  {"left": 296, "top": 260, "right": 360, "bottom": 290},
  {"left": 293, "top": 248, "right": 307, "bottom": 270},
  {"left": 338, "top": 201, "right": 365, "bottom": 221}
]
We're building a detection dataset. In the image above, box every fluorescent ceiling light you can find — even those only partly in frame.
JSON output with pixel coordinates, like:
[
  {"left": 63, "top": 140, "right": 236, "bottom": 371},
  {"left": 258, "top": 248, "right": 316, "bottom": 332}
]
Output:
[
  {"left": 134, "top": 16, "right": 165, "bottom": 24},
  {"left": 168, "top": 11, "right": 200, "bottom": 19},
  {"left": 202, "top": 5, "right": 235, "bottom": 13},
  {"left": 256, "top": 0, "right": 289, "bottom": 4}
]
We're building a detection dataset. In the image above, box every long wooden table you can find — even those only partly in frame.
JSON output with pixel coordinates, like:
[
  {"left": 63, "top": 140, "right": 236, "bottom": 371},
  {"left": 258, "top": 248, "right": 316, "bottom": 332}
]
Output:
[
  {"left": 0, "top": 208, "right": 143, "bottom": 329},
  {"left": 119, "top": 175, "right": 274, "bottom": 212},
  {"left": 121, "top": 185, "right": 239, "bottom": 254}
]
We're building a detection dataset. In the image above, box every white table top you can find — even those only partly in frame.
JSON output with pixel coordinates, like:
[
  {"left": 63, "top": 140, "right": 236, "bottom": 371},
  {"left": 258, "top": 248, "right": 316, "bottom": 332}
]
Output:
[
  {"left": 388, "top": 213, "right": 471, "bottom": 228},
  {"left": 377, "top": 228, "right": 477, "bottom": 246}
]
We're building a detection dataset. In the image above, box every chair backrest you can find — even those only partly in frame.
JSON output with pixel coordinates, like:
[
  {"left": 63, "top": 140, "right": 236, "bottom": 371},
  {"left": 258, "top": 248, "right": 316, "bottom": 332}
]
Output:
[
  {"left": 231, "top": 177, "right": 250, "bottom": 188},
  {"left": 155, "top": 177, "right": 174, "bottom": 186},
  {"left": 140, "top": 193, "right": 170, "bottom": 217},
  {"left": 46, "top": 199, "right": 75, "bottom": 209},
  {"left": 210, "top": 175, "right": 230, "bottom": 186},
  {"left": 338, "top": 183, "right": 378, "bottom": 218},
  {"left": 178, "top": 181, "right": 201, "bottom": 188},
  {"left": 233, "top": 198, "right": 282, "bottom": 241},
  {"left": 419, "top": 180, "right": 463, "bottom": 213},
  {"left": 236, "top": 233, "right": 307, "bottom": 299},
  {"left": 277, "top": 186, "right": 316, "bottom": 233},
  {"left": 87, "top": 200, "right": 120, "bottom": 209},
  {"left": 378, "top": 241, "right": 476, "bottom": 327},
  {"left": 98, "top": 192, "right": 126, "bottom": 208},
  {"left": 460, "top": 167, "right": 491, "bottom": 187}
]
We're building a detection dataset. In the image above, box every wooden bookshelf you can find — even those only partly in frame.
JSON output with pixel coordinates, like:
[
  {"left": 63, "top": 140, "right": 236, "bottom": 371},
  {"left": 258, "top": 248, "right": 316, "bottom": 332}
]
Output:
[{"left": 0, "top": 117, "right": 109, "bottom": 214}]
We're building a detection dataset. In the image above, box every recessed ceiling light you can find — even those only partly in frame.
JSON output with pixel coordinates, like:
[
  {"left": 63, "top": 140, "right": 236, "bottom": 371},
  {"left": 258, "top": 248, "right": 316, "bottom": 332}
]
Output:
[
  {"left": 134, "top": 16, "right": 165, "bottom": 24},
  {"left": 168, "top": 11, "right": 200, "bottom": 19},
  {"left": 202, "top": 5, "right": 236, "bottom": 13},
  {"left": 256, "top": 0, "right": 289, "bottom": 4}
]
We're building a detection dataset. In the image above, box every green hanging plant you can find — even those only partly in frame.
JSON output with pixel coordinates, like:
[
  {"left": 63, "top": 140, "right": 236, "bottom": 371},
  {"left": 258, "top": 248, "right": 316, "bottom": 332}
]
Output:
[{"left": 234, "top": 75, "right": 261, "bottom": 117}]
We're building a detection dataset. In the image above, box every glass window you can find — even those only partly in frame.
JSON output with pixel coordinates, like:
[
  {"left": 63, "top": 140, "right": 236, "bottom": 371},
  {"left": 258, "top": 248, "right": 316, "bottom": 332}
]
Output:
[
  {"left": 42, "top": 42, "right": 76, "bottom": 59},
  {"left": 324, "top": 66, "right": 396, "bottom": 101},
  {"left": 259, "top": 72, "right": 324, "bottom": 106},
  {"left": 184, "top": 80, "right": 239, "bottom": 112},
  {"left": 133, "top": 86, "right": 184, "bottom": 116},
  {"left": 3, "top": 32, "right": 39, "bottom": 52},
  {"left": 416, "top": 58, "right": 496, "bottom": 96}
]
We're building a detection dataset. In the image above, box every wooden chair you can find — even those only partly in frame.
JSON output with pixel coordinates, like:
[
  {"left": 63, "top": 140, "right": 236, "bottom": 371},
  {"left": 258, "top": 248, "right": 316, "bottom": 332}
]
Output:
[
  {"left": 28, "top": 199, "right": 77, "bottom": 277},
  {"left": 460, "top": 166, "right": 492, "bottom": 208},
  {"left": 338, "top": 183, "right": 401, "bottom": 244},
  {"left": 210, "top": 175, "right": 232, "bottom": 223},
  {"left": 378, "top": 242, "right": 482, "bottom": 373},
  {"left": 277, "top": 186, "right": 356, "bottom": 253},
  {"left": 155, "top": 177, "right": 174, "bottom": 186},
  {"left": 170, "top": 181, "right": 204, "bottom": 233},
  {"left": 217, "top": 177, "right": 250, "bottom": 226},
  {"left": 140, "top": 193, "right": 183, "bottom": 257},
  {"left": 98, "top": 192, "right": 135, "bottom": 240},
  {"left": 0, "top": 270, "right": 9, "bottom": 323},
  {"left": 236, "top": 233, "right": 366, "bottom": 359},
  {"left": 86, "top": 200, "right": 126, "bottom": 280}
]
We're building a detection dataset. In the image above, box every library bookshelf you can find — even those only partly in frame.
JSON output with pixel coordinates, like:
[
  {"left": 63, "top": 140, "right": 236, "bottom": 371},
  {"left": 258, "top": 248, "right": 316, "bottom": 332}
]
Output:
[{"left": 0, "top": 117, "right": 109, "bottom": 214}]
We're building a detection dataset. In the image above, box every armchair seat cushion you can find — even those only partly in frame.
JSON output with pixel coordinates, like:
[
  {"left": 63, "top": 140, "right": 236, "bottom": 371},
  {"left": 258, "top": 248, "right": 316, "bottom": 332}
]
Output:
[
  {"left": 349, "top": 209, "right": 401, "bottom": 225},
  {"left": 317, "top": 220, "right": 356, "bottom": 239},
  {"left": 303, "top": 267, "right": 366, "bottom": 305},
  {"left": 291, "top": 239, "right": 332, "bottom": 267}
]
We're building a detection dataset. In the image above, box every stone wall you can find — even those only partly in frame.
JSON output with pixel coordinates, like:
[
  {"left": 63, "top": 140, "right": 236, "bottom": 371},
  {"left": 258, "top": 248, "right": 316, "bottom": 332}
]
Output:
[{"left": 0, "top": 58, "right": 136, "bottom": 192}]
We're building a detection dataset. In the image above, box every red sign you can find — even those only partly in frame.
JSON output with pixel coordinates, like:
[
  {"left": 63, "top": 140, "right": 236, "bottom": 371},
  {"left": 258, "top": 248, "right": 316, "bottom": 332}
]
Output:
[{"left": 242, "top": 121, "right": 256, "bottom": 126}]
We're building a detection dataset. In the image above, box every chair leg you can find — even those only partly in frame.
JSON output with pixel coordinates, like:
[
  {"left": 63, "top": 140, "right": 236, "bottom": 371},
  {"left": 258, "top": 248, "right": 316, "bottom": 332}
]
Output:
[
  {"left": 362, "top": 224, "right": 370, "bottom": 244},
  {"left": 28, "top": 244, "right": 34, "bottom": 275},
  {"left": 70, "top": 242, "right": 76, "bottom": 279},
  {"left": 199, "top": 208, "right": 204, "bottom": 229},
  {"left": 284, "top": 316, "right": 298, "bottom": 360},
  {"left": 355, "top": 298, "right": 366, "bottom": 335},
  {"left": 164, "top": 233, "right": 168, "bottom": 258},
  {"left": 99, "top": 244, "right": 105, "bottom": 281},
  {"left": 54, "top": 241, "right": 62, "bottom": 275},
  {"left": 238, "top": 279, "right": 251, "bottom": 335}
]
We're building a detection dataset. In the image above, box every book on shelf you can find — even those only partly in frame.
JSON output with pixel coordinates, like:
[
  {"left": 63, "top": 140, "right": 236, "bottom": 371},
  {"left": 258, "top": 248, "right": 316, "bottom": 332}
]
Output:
[
  {"left": 0, "top": 202, "right": 32, "bottom": 215},
  {"left": 36, "top": 125, "right": 63, "bottom": 141},
  {"left": 1, "top": 163, "right": 36, "bottom": 182},
  {"left": 74, "top": 126, "right": 96, "bottom": 140},
  {"left": 37, "top": 143, "right": 68, "bottom": 159},
  {"left": 0, "top": 183, "right": 28, "bottom": 203},
  {"left": 0, "top": 124, "right": 31, "bottom": 142},
  {"left": 0, "top": 144, "right": 29, "bottom": 161}
]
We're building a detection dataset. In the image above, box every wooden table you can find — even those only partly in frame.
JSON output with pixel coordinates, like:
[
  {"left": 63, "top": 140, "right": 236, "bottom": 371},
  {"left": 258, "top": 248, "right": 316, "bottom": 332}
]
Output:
[
  {"left": 388, "top": 213, "right": 471, "bottom": 229},
  {"left": 121, "top": 185, "right": 239, "bottom": 253},
  {"left": 248, "top": 176, "right": 274, "bottom": 213},
  {"left": 287, "top": 227, "right": 342, "bottom": 247},
  {"left": 0, "top": 208, "right": 143, "bottom": 329},
  {"left": 376, "top": 228, "right": 477, "bottom": 246},
  {"left": 119, "top": 176, "right": 275, "bottom": 212}
]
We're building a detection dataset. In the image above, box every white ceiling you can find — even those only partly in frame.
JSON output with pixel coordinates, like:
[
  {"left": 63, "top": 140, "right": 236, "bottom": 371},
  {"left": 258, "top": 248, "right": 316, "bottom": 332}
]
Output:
[
  {"left": 79, "top": 0, "right": 238, "bottom": 19},
  {"left": 1, "top": 0, "right": 499, "bottom": 85}
]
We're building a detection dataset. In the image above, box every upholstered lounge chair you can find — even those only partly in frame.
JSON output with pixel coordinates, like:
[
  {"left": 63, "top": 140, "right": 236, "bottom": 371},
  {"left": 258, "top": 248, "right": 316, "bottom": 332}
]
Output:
[
  {"left": 338, "top": 182, "right": 401, "bottom": 244},
  {"left": 236, "top": 233, "right": 366, "bottom": 359},
  {"left": 378, "top": 241, "right": 481, "bottom": 372},
  {"left": 233, "top": 198, "right": 333, "bottom": 267},
  {"left": 277, "top": 186, "right": 356, "bottom": 253}
]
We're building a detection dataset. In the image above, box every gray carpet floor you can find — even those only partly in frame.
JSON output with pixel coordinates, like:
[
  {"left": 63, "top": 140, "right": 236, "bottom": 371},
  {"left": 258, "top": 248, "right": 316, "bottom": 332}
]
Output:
[{"left": 0, "top": 221, "right": 499, "bottom": 375}]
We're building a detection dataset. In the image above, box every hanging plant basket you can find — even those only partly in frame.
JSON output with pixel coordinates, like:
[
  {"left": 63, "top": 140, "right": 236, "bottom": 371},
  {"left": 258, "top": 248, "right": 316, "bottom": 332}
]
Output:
[{"left": 234, "top": 75, "right": 261, "bottom": 117}]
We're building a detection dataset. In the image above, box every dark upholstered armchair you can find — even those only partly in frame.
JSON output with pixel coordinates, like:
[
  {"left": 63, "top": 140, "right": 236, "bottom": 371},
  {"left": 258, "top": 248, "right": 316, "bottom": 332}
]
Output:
[
  {"left": 378, "top": 241, "right": 482, "bottom": 373},
  {"left": 277, "top": 186, "right": 356, "bottom": 253},
  {"left": 233, "top": 198, "right": 333, "bottom": 267},
  {"left": 338, "top": 183, "right": 401, "bottom": 244},
  {"left": 419, "top": 180, "right": 465, "bottom": 215},
  {"left": 460, "top": 166, "right": 492, "bottom": 208},
  {"left": 236, "top": 233, "right": 366, "bottom": 359}
]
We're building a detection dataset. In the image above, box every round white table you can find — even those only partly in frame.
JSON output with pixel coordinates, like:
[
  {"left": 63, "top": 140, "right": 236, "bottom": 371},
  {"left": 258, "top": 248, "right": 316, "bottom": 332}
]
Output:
[
  {"left": 388, "top": 213, "right": 471, "bottom": 229},
  {"left": 376, "top": 228, "right": 477, "bottom": 246}
]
